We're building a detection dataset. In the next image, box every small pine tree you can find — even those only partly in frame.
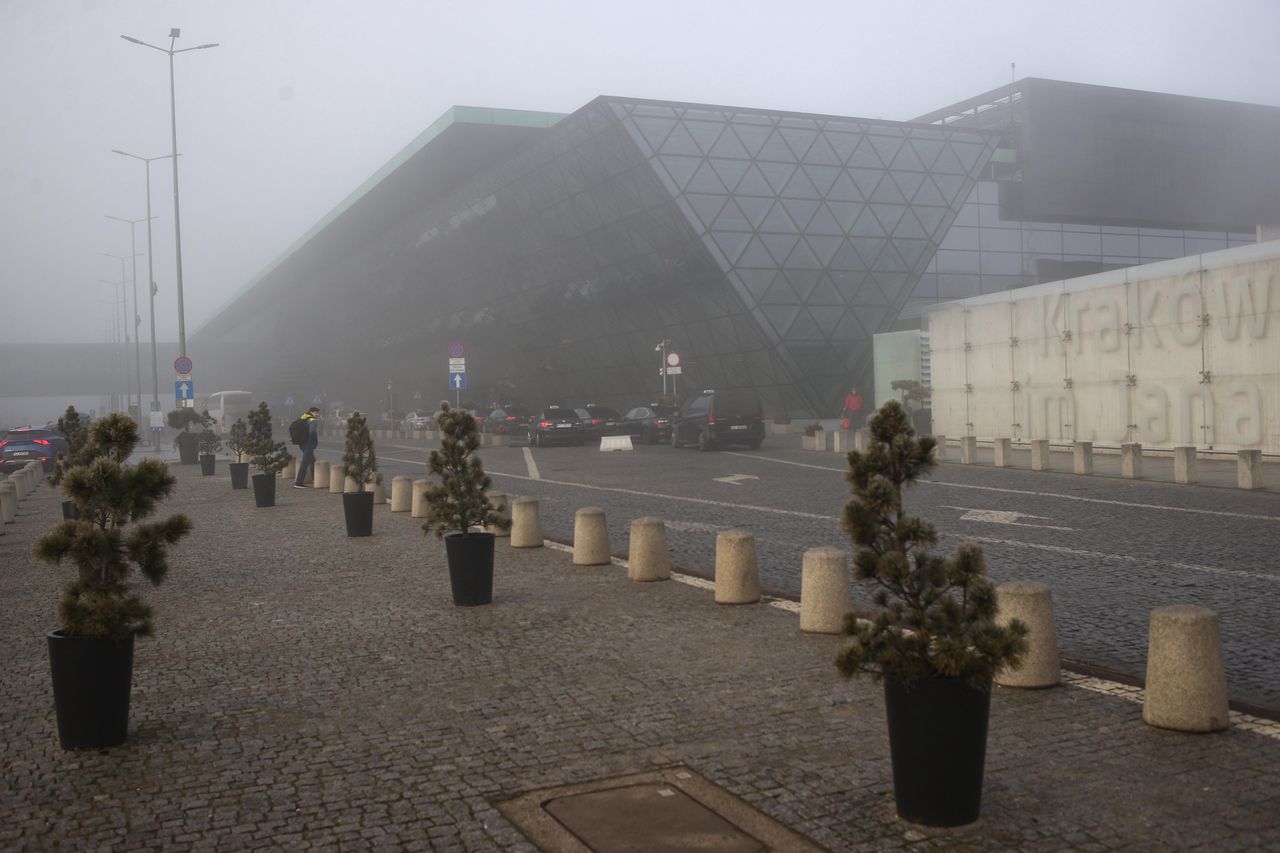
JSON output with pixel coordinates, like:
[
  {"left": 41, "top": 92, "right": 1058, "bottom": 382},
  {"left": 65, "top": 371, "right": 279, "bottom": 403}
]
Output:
[
  {"left": 36, "top": 413, "right": 192, "bottom": 642},
  {"left": 166, "top": 407, "right": 202, "bottom": 431},
  {"left": 197, "top": 410, "right": 222, "bottom": 456},
  {"left": 834, "top": 400, "right": 1027, "bottom": 689},
  {"left": 246, "top": 402, "right": 290, "bottom": 475},
  {"left": 342, "top": 412, "right": 377, "bottom": 493},
  {"left": 890, "top": 379, "right": 929, "bottom": 411},
  {"left": 50, "top": 405, "right": 92, "bottom": 486},
  {"left": 226, "top": 419, "right": 250, "bottom": 463},
  {"left": 422, "top": 403, "right": 510, "bottom": 537}
]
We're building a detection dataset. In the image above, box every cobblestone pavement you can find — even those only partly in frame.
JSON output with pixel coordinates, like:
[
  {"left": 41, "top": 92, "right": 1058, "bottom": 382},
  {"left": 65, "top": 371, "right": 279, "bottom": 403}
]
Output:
[
  {"left": 5, "top": 461, "right": 1280, "bottom": 850},
  {"left": 353, "top": 434, "right": 1280, "bottom": 712}
]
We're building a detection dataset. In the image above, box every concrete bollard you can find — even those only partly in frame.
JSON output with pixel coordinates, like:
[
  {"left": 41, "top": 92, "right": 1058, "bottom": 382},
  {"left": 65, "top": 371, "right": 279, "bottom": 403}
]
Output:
[
  {"left": 628, "top": 517, "right": 671, "bottom": 581},
  {"left": 803, "top": 430, "right": 829, "bottom": 451},
  {"left": 993, "top": 437, "right": 1011, "bottom": 467},
  {"left": 410, "top": 479, "right": 430, "bottom": 518},
  {"left": 486, "top": 492, "right": 511, "bottom": 537},
  {"left": 1030, "top": 439, "right": 1050, "bottom": 471},
  {"left": 313, "top": 460, "right": 331, "bottom": 490},
  {"left": 714, "top": 529, "right": 761, "bottom": 604},
  {"left": 573, "top": 507, "right": 611, "bottom": 566},
  {"left": 932, "top": 434, "right": 945, "bottom": 461},
  {"left": 1173, "top": 446, "right": 1197, "bottom": 485},
  {"left": 390, "top": 475, "right": 412, "bottom": 512},
  {"left": 286, "top": 456, "right": 298, "bottom": 480},
  {"left": 371, "top": 478, "right": 387, "bottom": 505},
  {"left": 854, "top": 430, "right": 869, "bottom": 452},
  {"left": 960, "top": 435, "right": 977, "bottom": 464},
  {"left": 510, "top": 497, "right": 544, "bottom": 548},
  {"left": 994, "top": 581, "right": 1060, "bottom": 688},
  {"left": 1143, "top": 605, "right": 1229, "bottom": 732},
  {"left": 0, "top": 483, "right": 16, "bottom": 523},
  {"left": 329, "top": 464, "right": 346, "bottom": 494},
  {"left": 10, "top": 471, "right": 27, "bottom": 501},
  {"left": 1073, "top": 441, "right": 1093, "bottom": 475},
  {"left": 831, "top": 430, "right": 850, "bottom": 453},
  {"left": 1122, "top": 442, "right": 1143, "bottom": 479},
  {"left": 344, "top": 474, "right": 359, "bottom": 493},
  {"left": 799, "top": 547, "right": 849, "bottom": 634},
  {"left": 1237, "top": 449, "right": 1262, "bottom": 490}
]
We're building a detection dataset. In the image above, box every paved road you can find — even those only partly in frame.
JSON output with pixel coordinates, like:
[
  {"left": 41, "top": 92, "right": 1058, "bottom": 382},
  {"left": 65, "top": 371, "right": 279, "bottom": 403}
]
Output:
[{"left": 321, "top": 436, "right": 1280, "bottom": 712}]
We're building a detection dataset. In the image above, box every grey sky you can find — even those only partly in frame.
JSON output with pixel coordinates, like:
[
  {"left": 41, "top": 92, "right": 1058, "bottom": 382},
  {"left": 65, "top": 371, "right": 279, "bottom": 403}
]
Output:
[{"left": 3, "top": 0, "right": 1279, "bottom": 345}]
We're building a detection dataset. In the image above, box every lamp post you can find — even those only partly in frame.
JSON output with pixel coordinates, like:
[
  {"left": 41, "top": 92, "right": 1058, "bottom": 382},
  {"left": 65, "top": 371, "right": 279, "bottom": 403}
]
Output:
[
  {"left": 654, "top": 339, "right": 671, "bottom": 397},
  {"left": 98, "top": 278, "right": 127, "bottom": 412},
  {"left": 101, "top": 254, "right": 143, "bottom": 416},
  {"left": 120, "top": 28, "right": 218, "bottom": 361},
  {"left": 113, "top": 150, "right": 175, "bottom": 444},
  {"left": 106, "top": 216, "right": 155, "bottom": 428}
]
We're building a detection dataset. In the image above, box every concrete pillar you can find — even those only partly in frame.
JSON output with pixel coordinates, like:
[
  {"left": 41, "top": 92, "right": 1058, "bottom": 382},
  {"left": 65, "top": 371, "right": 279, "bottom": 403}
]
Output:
[
  {"left": 371, "top": 478, "right": 387, "bottom": 505},
  {"left": 410, "top": 479, "right": 430, "bottom": 518},
  {"left": 1143, "top": 605, "right": 1229, "bottom": 732},
  {"left": 510, "top": 497, "right": 544, "bottom": 548},
  {"left": 714, "top": 529, "right": 761, "bottom": 604},
  {"left": 628, "top": 517, "right": 670, "bottom": 582},
  {"left": 1237, "top": 449, "right": 1262, "bottom": 490},
  {"left": 1030, "top": 439, "right": 1050, "bottom": 471},
  {"left": 1122, "top": 443, "right": 1143, "bottom": 479},
  {"left": 329, "top": 464, "right": 346, "bottom": 494},
  {"left": 993, "top": 437, "right": 1011, "bottom": 467},
  {"left": 390, "top": 475, "right": 412, "bottom": 512},
  {"left": 573, "top": 507, "right": 611, "bottom": 566},
  {"left": 1073, "top": 441, "right": 1093, "bottom": 475},
  {"left": 1173, "top": 446, "right": 1197, "bottom": 485},
  {"left": 994, "top": 581, "right": 1060, "bottom": 688},
  {"left": 0, "top": 483, "right": 16, "bottom": 523},
  {"left": 313, "top": 460, "right": 330, "bottom": 490},
  {"left": 960, "top": 435, "right": 977, "bottom": 464},
  {"left": 932, "top": 435, "right": 945, "bottom": 461},
  {"left": 486, "top": 492, "right": 511, "bottom": 537},
  {"left": 799, "top": 547, "right": 849, "bottom": 634},
  {"left": 490, "top": 434, "right": 508, "bottom": 447},
  {"left": 343, "top": 473, "right": 359, "bottom": 493}
]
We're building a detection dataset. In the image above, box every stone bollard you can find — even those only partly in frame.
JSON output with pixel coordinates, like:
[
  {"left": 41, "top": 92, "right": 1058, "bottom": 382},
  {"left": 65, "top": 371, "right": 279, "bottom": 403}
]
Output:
[
  {"left": 854, "top": 430, "right": 869, "bottom": 452},
  {"left": 286, "top": 456, "right": 298, "bottom": 480},
  {"left": 932, "top": 434, "right": 946, "bottom": 461},
  {"left": 1173, "top": 446, "right": 1197, "bottom": 485},
  {"left": 10, "top": 471, "right": 27, "bottom": 501},
  {"left": 1122, "top": 442, "right": 1143, "bottom": 479},
  {"left": 344, "top": 474, "right": 359, "bottom": 493},
  {"left": 0, "top": 482, "right": 16, "bottom": 524},
  {"left": 802, "top": 430, "right": 829, "bottom": 451},
  {"left": 627, "top": 517, "right": 671, "bottom": 581},
  {"left": 573, "top": 507, "right": 611, "bottom": 566},
  {"left": 329, "top": 464, "right": 346, "bottom": 494},
  {"left": 411, "top": 479, "right": 430, "bottom": 518},
  {"left": 390, "top": 475, "right": 412, "bottom": 512},
  {"left": 1143, "top": 605, "right": 1229, "bottom": 732},
  {"left": 510, "top": 497, "right": 544, "bottom": 548},
  {"left": 1237, "top": 449, "right": 1261, "bottom": 490},
  {"left": 831, "top": 430, "right": 850, "bottom": 453},
  {"left": 799, "top": 547, "right": 849, "bottom": 634},
  {"left": 960, "top": 435, "right": 977, "bottom": 464},
  {"left": 371, "top": 478, "right": 387, "bottom": 505},
  {"left": 486, "top": 492, "right": 511, "bottom": 537},
  {"left": 1030, "top": 439, "right": 1050, "bottom": 471},
  {"left": 994, "top": 581, "right": 1060, "bottom": 688},
  {"left": 993, "top": 437, "right": 1011, "bottom": 467},
  {"left": 715, "top": 529, "right": 761, "bottom": 604},
  {"left": 1073, "top": 441, "right": 1093, "bottom": 475},
  {"left": 313, "top": 460, "right": 331, "bottom": 490}
]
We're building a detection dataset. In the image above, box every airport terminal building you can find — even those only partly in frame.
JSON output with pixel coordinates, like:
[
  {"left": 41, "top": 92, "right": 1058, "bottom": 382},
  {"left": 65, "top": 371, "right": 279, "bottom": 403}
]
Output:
[{"left": 191, "top": 79, "right": 1280, "bottom": 419}]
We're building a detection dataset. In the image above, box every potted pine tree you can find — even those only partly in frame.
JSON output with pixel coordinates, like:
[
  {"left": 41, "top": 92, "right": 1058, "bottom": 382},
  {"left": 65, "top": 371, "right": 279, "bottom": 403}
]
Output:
[
  {"left": 422, "top": 403, "right": 510, "bottom": 606},
  {"left": 51, "top": 405, "right": 92, "bottom": 519},
  {"left": 197, "top": 410, "right": 221, "bottom": 476},
  {"left": 167, "top": 408, "right": 202, "bottom": 465},
  {"left": 226, "top": 418, "right": 251, "bottom": 490},
  {"left": 246, "top": 402, "right": 290, "bottom": 508},
  {"left": 36, "top": 413, "right": 192, "bottom": 749},
  {"left": 341, "top": 411, "right": 378, "bottom": 537},
  {"left": 835, "top": 400, "right": 1027, "bottom": 827}
]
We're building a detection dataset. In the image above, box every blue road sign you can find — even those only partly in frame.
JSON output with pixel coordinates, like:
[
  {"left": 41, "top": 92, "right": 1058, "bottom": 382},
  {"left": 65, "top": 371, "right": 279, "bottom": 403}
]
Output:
[
  {"left": 173, "top": 355, "right": 193, "bottom": 374},
  {"left": 449, "top": 372, "right": 467, "bottom": 390},
  {"left": 175, "top": 379, "right": 194, "bottom": 400},
  {"left": 448, "top": 341, "right": 465, "bottom": 358}
]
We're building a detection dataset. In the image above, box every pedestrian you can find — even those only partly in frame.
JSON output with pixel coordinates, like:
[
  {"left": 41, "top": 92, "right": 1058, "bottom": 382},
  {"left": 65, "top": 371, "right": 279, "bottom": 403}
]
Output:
[
  {"left": 292, "top": 406, "right": 321, "bottom": 489},
  {"left": 840, "top": 386, "right": 863, "bottom": 432}
]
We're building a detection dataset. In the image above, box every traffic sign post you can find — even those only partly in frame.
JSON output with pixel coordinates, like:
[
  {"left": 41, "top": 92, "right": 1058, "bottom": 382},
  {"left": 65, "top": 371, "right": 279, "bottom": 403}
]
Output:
[
  {"left": 175, "top": 379, "right": 194, "bottom": 403},
  {"left": 449, "top": 372, "right": 467, "bottom": 390},
  {"left": 173, "top": 355, "right": 193, "bottom": 375}
]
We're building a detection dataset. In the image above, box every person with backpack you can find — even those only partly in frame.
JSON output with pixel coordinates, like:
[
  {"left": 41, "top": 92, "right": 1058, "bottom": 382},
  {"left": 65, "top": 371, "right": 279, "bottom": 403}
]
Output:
[{"left": 291, "top": 407, "right": 321, "bottom": 488}]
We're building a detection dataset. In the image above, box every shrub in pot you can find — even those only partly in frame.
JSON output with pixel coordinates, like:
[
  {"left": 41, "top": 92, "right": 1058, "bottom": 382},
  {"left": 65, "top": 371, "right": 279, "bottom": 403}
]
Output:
[
  {"left": 51, "top": 405, "right": 92, "bottom": 518},
  {"left": 422, "top": 403, "right": 511, "bottom": 606},
  {"left": 341, "top": 411, "right": 378, "bottom": 537},
  {"left": 167, "top": 408, "right": 202, "bottom": 465},
  {"left": 197, "top": 410, "right": 222, "bottom": 476},
  {"left": 226, "top": 418, "right": 251, "bottom": 489},
  {"left": 36, "top": 413, "right": 192, "bottom": 750},
  {"left": 835, "top": 400, "right": 1027, "bottom": 827},
  {"left": 246, "top": 402, "right": 290, "bottom": 508}
]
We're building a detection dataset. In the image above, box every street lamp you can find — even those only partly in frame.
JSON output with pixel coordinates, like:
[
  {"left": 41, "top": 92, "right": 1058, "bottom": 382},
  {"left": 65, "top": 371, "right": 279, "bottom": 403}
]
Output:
[
  {"left": 120, "top": 27, "right": 218, "bottom": 361},
  {"left": 113, "top": 150, "right": 175, "bottom": 442},
  {"left": 97, "top": 278, "right": 127, "bottom": 412},
  {"left": 101, "top": 254, "right": 144, "bottom": 415},
  {"left": 654, "top": 339, "right": 671, "bottom": 396},
  {"left": 106, "top": 215, "right": 156, "bottom": 428}
]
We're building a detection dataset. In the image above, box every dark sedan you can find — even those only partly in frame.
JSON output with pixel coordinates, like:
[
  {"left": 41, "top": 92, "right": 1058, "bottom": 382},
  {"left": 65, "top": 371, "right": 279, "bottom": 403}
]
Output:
[
  {"left": 1, "top": 427, "right": 69, "bottom": 472},
  {"left": 618, "top": 404, "right": 677, "bottom": 444},
  {"left": 572, "top": 405, "right": 622, "bottom": 442},
  {"left": 483, "top": 406, "right": 535, "bottom": 436},
  {"left": 528, "top": 407, "right": 586, "bottom": 447}
]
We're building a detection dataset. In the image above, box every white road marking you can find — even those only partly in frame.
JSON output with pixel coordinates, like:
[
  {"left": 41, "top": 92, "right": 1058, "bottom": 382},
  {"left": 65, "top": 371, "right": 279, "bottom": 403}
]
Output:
[
  {"left": 942, "top": 505, "right": 1075, "bottom": 531},
  {"left": 713, "top": 474, "right": 760, "bottom": 485},
  {"left": 666, "top": 520, "right": 723, "bottom": 533},
  {"left": 1062, "top": 673, "right": 1280, "bottom": 741},
  {"left": 523, "top": 447, "right": 541, "bottom": 480}
]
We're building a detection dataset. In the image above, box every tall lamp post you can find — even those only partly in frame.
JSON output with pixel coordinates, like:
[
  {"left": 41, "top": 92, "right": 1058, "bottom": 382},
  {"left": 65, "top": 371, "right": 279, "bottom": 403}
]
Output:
[
  {"left": 98, "top": 278, "right": 127, "bottom": 412},
  {"left": 101, "top": 253, "right": 142, "bottom": 416},
  {"left": 106, "top": 216, "right": 155, "bottom": 428},
  {"left": 120, "top": 28, "right": 218, "bottom": 361},
  {"left": 654, "top": 339, "right": 671, "bottom": 397}
]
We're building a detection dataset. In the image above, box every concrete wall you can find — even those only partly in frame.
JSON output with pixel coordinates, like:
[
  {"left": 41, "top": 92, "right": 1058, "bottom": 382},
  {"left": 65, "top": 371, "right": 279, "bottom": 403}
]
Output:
[{"left": 927, "top": 241, "right": 1280, "bottom": 451}]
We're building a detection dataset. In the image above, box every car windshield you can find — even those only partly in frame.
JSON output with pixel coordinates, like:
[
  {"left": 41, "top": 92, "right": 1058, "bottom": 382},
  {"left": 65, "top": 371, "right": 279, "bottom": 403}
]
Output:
[
  {"left": 712, "top": 392, "right": 762, "bottom": 417},
  {"left": 541, "top": 409, "right": 577, "bottom": 421}
]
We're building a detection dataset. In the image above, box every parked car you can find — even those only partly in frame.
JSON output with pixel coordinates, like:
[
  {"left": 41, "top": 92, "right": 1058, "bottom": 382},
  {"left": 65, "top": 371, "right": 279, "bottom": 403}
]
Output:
[
  {"left": 1, "top": 426, "right": 70, "bottom": 472},
  {"left": 482, "top": 405, "right": 535, "bottom": 436},
  {"left": 401, "top": 411, "right": 432, "bottom": 430},
  {"left": 671, "top": 389, "right": 765, "bottom": 451},
  {"left": 572, "top": 404, "right": 622, "bottom": 442},
  {"left": 528, "top": 406, "right": 586, "bottom": 447},
  {"left": 618, "top": 404, "right": 677, "bottom": 444}
]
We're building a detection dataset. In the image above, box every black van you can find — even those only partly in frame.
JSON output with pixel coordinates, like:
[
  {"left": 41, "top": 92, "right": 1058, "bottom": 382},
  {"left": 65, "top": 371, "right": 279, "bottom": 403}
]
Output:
[{"left": 671, "top": 389, "right": 765, "bottom": 451}]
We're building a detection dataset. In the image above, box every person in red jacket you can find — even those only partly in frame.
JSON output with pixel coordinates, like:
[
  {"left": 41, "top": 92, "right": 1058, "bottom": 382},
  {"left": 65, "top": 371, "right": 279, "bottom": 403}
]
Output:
[{"left": 840, "top": 386, "right": 863, "bottom": 431}]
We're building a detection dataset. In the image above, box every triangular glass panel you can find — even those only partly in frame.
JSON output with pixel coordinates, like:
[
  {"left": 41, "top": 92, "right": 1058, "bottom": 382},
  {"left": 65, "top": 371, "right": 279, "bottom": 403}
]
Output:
[
  {"left": 711, "top": 198, "right": 753, "bottom": 231},
  {"left": 826, "top": 171, "right": 862, "bottom": 202},
  {"left": 631, "top": 116, "right": 677, "bottom": 151},
  {"left": 872, "top": 243, "right": 908, "bottom": 272},
  {"left": 760, "top": 305, "right": 801, "bottom": 338},
  {"left": 856, "top": 304, "right": 891, "bottom": 333},
  {"left": 711, "top": 231, "right": 753, "bottom": 265},
  {"left": 785, "top": 239, "right": 822, "bottom": 269},
  {"left": 811, "top": 306, "right": 845, "bottom": 338},
  {"left": 760, "top": 275, "right": 798, "bottom": 305},
  {"left": 827, "top": 201, "right": 864, "bottom": 233},
  {"left": 761, "top": 233, "right": 800, "bottom": 265},
  {"left": 657, "top": 155, "right": 702, "bottom": 190},
  {"left": 889, "top": 143, "right": 926, "bottom": 172},
  {"left": 868, "top": 133, "right": 904, "bottom": 167},
  {"left": 781, "top": 198, "right": 819, "bottom": 229},
  {"left": 804, "top": 234, "right": 844, "bottom": 266},
  {"left": 893, "top": 238, "right": 931, "bottom": 269},
  {"left": 849, "top": 207, "right": 886, "bottom": 237},
  {"left": 758, "top": 201, "right": 798, "bottom": 234},
  {"left": 909, "top": 137, "right": 945, "bottom": 169},
  {"left": 608, "top": 102, "right": 630, "bottom": 120},
  {"left": 786, "top": 309, "right": 825, "bottom": 341},
  {"left": 757, "top": 129, "right": 796, "bottom": 162},
  {"left": 829, "top": 242, "right": 865, "bottom": 272},
  {"left": 891, "top": 208, "right": 928, "bottom": 240},
  {"left": 804, "top": 134, "right": 842, "bottom": 166},
  {"left": 802, "top": 164, "right": 841, "bottom": 196},
  {"left": 730, "top": 123, "right": 773, "bottom": 157},
  {"left": 781, "top": 168, "right": 821, "bottom": 199},
  {"left": 686, "top": 161, "right": 728, "bottom": 194},
  {"left": 672, "top": 195, "right": 703, "bottom": 233},
  {"left": 736, "top": 195, "right": 775, "bottom": 229},
  {"left": 708, "top": 128, "right": 751, "bottom": 159},
  {"left": 869, "top": 177, "right": 907, "bottom": 204},
  {"left": 848, "top": 167, "right": 884, "bottom": 199},
  {"left": 785, "top": 269, "right": 823, "bottom": 301},
  {"left": 912, "top": 177, "right": 948, "bottom": 207},
  {"left": 911, "top": 205, "right": 949, "bottom": 235},
  {"left": 870, "top": 203, "right": 904, "bottom": 233},
  {"left": 805, "top": 204, "right": 843, "bottom": 236},
  {"left": 733, "top": 269, "right": 779, "bottom": 302},
  {"left": 683, "top": 120, "right": 726, "bottom": 154},
  {"left": 849, "top": 278, "right": 889, "bottom": 305},
  {"left": 890, "top": 171, "right": 925, "bottom": 201},
  {"left": 824, "top": 131, "right": 862, "bottom": 165},
  {"left": 930, "top": 172, "right": 969, "bottom": 204},
  {"left": 834, "top": 311, "right": 870, "bottom": 341},
  {"left": 633, "top": 103, "right": 678, "bottom": 117},
  {"left": 851, "top": 237, "right": 887, "bottom": 267},
  {"left": 737, "top": 235, "right": 778, "bottom": 268},
  {"left": 709, "top": 158, "right": 749, "bottom": 192},
  {"left": 735, "top": 163, "right": 775, "bottom": 196},
  {"left": 809, "top": 276, "right": 846, "bottom": 307},
  {"left": 758, "top": 161, "right": 797, "bottom": 194},
  {"left": 780, "top": 127, "right": 818, "bottom": 160},
  {"left": 847, "top": 137, "right": 884, "bottom": 168},
  {"left": 948, "top": 139, "right": 991, "bottom": 173},
  {"left": 660, "top": 123, "right": 702, "bottom": 156},
  {"left": 872, "top": 272, "right": 911, "bottom": 298}
]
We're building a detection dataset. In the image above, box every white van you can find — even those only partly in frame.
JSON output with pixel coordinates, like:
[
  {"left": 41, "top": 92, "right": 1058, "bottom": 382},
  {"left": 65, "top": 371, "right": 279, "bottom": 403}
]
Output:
[{"left": 204, "top": 390, "right": 254, "bottom": 434}]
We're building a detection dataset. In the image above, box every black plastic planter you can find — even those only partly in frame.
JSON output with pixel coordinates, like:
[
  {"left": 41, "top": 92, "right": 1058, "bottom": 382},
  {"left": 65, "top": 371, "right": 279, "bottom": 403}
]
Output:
[
  {"left": 342, "top": 491, "right": 374, "bottom": 537},
  {"left": 883, "top": 674, "right": 992, "bottom": 827},
  {"left": 47, "top": 630, "right": 135, "bottom": 750},
  {"left": 229, "top": 462, "right": 250, "bottom": 489},
  {"left": 199, "top": 454, "right": 216, "bottom": 476},
  {"left": 176, "top": 432, "right": 200, "bottom": 465},
  {"left": 251, "top": 472, "right": 276, "bottom": 508},
  {"left": 61, "top": 500, "right": 79, "bottom": 520},
  {"left": 444, "top": 532, "right": 495, "bottom": 606}
]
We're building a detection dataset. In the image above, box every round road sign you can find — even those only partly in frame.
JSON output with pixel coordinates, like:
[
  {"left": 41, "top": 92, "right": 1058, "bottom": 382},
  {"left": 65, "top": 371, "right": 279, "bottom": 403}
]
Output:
[
  {"left": 666, "top": 351, "right": 681, "bottom": 367},
  {"left": 173, "top": 355, "right": 193, "bottom": 374},
  {"left": 448, "top": 341, "right": 465, "bottom": 358}
]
